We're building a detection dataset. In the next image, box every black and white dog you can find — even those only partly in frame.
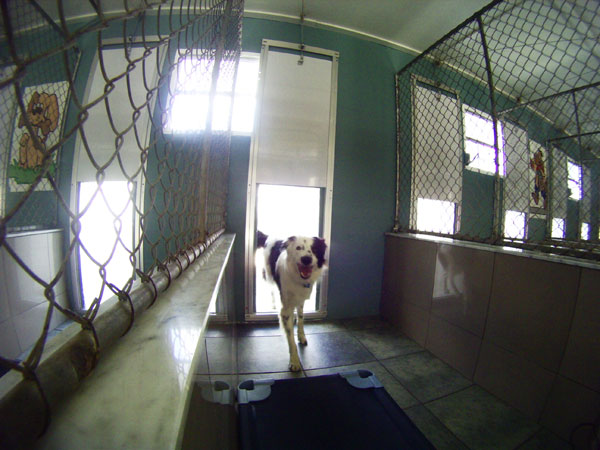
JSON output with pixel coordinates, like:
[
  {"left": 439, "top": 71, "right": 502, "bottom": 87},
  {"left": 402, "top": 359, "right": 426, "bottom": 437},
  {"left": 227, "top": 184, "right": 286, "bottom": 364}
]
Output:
[{"left": 257, "top": 230, "right": 327, "bottom": 371}]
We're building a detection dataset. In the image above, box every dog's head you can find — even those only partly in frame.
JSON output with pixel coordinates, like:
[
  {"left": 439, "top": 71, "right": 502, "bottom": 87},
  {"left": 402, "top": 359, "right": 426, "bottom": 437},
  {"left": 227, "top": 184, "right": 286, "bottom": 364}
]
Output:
[
  {"left": 284, "top": 236, "right": 327, "bottom": 281},
  {"left": 18, "top": 91, "right": 60, "bottom": 139}
]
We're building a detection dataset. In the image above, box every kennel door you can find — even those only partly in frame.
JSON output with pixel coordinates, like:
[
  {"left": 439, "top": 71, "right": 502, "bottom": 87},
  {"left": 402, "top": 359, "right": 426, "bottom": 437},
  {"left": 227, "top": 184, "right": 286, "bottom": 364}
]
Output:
[{"left": 245, "top": 40, "right": 338, "bottom": 319}]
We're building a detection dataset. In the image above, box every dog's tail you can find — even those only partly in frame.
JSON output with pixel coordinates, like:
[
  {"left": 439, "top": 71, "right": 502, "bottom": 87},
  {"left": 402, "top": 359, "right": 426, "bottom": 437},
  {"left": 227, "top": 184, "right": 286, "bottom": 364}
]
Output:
[{"left": 256, "top": 230, "right": 268, "bottom": 248}]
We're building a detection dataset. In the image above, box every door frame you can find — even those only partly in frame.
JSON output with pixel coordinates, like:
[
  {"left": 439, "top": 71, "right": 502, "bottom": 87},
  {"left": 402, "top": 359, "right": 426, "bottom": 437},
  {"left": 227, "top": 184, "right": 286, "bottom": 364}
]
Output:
[{"left": 244, "top": 39, "right": 338, "bottom": 321}]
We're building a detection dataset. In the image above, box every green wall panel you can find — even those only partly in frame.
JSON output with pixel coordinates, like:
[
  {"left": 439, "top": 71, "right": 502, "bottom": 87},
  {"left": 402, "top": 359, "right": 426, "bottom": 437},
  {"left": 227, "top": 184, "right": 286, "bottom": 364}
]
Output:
[{"left": 231, "top": 18, "right": 415, "bottom": 319}]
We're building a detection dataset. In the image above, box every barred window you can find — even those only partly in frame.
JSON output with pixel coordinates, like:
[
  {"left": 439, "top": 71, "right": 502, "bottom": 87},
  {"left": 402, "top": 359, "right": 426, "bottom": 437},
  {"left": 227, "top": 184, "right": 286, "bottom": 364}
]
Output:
[
  {"left": 581, "top": 222, "right": 590, "bottom": 241},
  {"left": 463, "top": 106, "right": 505, "bottom": 176},
  {"left": 416, "top": 198, "right": 455, "bottom": 234},
  {"left": 552, "top": 218, "right": 565, "bottom": 239},
  {"left": 567, "top": 160, "right": 582, "bottom": 200},
  {"left": 504, "top": 210, "right": 526, "bottom": 239},
  {"left": 166, "top": 52, "right": 259, "bottom": 133}
]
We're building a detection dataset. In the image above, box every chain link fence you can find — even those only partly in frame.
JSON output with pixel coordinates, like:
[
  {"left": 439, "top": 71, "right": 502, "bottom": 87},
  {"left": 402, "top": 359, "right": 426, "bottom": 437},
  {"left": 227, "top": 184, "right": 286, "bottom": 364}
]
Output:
[
  {"left": 0, "top": 0, "right": 242, "bottom": 444},
  {"left": 395, "top": 0, "right": 600, "bottom": 261}
]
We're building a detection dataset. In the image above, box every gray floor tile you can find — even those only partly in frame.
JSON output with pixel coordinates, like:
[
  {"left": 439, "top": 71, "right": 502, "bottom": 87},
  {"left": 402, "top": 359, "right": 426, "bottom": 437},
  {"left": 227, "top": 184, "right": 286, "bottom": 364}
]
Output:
[
  {"left": 237, "top": 335, "right": 291, "bottom": 373},
  {"left": 297, "top": 331, "right": 376, "bottom": 370},
  {"left": 382, "top": 351, "right": 472, "bottom": 402},
  {"left": 205, "top": 337, "right": 237, "bottom": 374},
  {"left": 303, "top": 320, "right": 347, "bottom": 334},
  {"left": 516, "top": 427, "right": 571, "bottom": 450},
  {"left": 195, "top": 339, "right": 210, "bottom": 374},
  {"left": 305, "top": 360, "right": 419, "bottom": 409},
  {"left": 352, "top": 326, "right": 423, "bottom": 359},
  {"left": 237, "top": 322, "right": 281, "bottom": 337},
  {"left": 404, "top": 405, "right": 469, "bottom": 450},
  {"left": 205, "top": 322, "right": 233, "bottom": 337},
  {"left": 238, "top": 371, "right": 305, "bottom": 384},
  {"left": 426, "top": 385, "right": 540, "bottom": 450},
  {"left": 341, "top": 315, "right": 391, "bottom": 330}
]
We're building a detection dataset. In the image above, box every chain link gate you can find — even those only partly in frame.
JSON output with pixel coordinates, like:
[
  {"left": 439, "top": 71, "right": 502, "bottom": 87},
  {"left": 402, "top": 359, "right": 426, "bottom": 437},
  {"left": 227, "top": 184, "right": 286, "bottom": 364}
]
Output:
[
  {"left": 0, "top": 0, "right": 243, "bottom": 444},
  {"left": 395, "top": 0, "right": 599, "bottom": 261}
]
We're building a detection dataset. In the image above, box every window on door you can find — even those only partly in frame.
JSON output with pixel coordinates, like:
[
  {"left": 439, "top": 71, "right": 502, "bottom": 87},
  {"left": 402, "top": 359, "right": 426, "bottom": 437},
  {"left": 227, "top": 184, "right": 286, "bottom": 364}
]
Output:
[{"left": 254, "top": 184, "right": 321, "bottom": 313}]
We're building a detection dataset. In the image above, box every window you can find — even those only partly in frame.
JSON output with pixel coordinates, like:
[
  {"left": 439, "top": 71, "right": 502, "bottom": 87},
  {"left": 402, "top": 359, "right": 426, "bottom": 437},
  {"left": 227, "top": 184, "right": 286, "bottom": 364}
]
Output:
[
  {"left": 552, "top": 218, "right": 565, "bottom": 239},
  {"left": 78, "top": 181, "right": 135, "bottom": 309},
  {"left": 166, "top": 52, "right": 259, "bottom": 134},
  {"left": 463, "top": 107, "right": 505, "bottom": 175},
  {"left": 581, "top": 222, "right": 590, "bottom": 241},
  {"left": 416, "top": 198, "right": 455, "bottom": 234},
  {"left": 504, "top": 210, "right": 526, "bottom": 239},
  {"left": 567, "top": 160, "right": 582, "bottom": 200}
]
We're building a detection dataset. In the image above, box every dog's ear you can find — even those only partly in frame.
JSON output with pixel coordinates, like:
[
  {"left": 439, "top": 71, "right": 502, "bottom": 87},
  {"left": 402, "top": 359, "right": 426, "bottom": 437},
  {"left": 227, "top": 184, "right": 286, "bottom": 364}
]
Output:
[
  {"left": 256, "top": 230, "right": 268, "bottom": 248},
  {"left": 283, "top": 236, "right": 296, "bottom": 249},
  {"left": 311, "top": 237, "right": 327, "bottom": 268},
  {"left": 39, "top": 92, "right": 60, "bottom": 136},
  {"left": 18, "top": 92, "right": 39, "bottom": 128}
]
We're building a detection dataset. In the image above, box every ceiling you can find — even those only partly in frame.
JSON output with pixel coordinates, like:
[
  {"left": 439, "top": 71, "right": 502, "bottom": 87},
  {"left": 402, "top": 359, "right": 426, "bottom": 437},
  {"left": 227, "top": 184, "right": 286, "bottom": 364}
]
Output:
[
  {"left": 28, "top": 0, "right": 493, "bottom": 55},
  {"left": 243, "top": 0, "right": 493, "bottom": 54}
]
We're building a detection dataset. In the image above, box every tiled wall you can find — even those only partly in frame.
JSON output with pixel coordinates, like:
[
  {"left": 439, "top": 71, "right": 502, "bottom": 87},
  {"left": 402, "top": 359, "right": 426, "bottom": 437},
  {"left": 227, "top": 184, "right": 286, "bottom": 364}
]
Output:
[
  {"left": 0, "top": 229, "right": 69, "bottom": 360},
  {"left": 381, "top": 233, "right": 600, "bottom": 442}
]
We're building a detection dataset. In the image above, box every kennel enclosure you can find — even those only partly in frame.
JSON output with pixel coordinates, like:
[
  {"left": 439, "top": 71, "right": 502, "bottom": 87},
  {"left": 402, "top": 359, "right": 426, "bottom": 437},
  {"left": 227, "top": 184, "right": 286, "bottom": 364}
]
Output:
[{"left": 395, "top": 0, "right": 600, "bottom": 261}]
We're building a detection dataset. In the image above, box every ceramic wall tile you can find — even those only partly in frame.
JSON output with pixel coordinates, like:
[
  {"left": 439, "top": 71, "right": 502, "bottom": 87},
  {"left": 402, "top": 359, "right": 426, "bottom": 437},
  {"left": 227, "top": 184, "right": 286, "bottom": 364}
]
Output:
[
  {"left": 426, "top": 314, "right": 482, "bottom": 380},
  {"left": 13, "top": 302, "right": 48, "bottom": 354},
  {"left": 0, "top": 248, "right": 10, "bottom": 322},
  {"left": 393, "top": 300, "right": 430, "bottom": 347},
  {"left": 0, "top": 318, "right": 21, "bottom": 359},
  {"left": 540, "top": 375, "right": 600, "bottom": 443},
  {"left": 382, "top": 236, "right": 437, "bottom": 312},
  {"left": 47, "top": 230, "right": 67, "bottom": 295},
  {"left": 4, "top": 233, "right": 51, "bottom": 316},
  {"left": 474, "top": 340, "right": 555, "bottom": 421},
  {"left": 485, "top": 253, "right": 579, "bottom": 372},
  {"left": 559, "top": 267, "right": 600, "bottom": 392},
  {"left": 431, "top": 244, "right": 493, "bottom": 337}
]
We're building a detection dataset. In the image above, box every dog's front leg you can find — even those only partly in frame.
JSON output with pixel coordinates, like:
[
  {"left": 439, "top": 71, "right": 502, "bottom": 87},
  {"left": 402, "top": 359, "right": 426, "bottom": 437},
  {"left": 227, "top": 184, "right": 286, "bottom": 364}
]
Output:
[
  {"left": 280, "top": 306, "right": 301, "bottom": 372},
  {"left": 296, "top": 304, "right": 307, "bottom": 345}
]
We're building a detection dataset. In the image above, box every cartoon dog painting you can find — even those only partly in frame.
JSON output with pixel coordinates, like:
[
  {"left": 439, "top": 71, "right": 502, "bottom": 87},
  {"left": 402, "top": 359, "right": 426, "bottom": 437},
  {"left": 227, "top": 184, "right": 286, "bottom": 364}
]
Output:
[
  {"left": 529, "top": 148, "right": 548, "bottom": 210},
  {"left": 17, "top": 90, "right": 60, "bottom": 169}
]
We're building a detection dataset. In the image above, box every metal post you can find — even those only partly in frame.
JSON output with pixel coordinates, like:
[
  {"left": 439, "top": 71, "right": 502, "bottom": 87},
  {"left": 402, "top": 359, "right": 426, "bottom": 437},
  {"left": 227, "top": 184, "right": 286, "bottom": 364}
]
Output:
[{"left": 477, "top": 15, "right": 502, "bottom": 242}]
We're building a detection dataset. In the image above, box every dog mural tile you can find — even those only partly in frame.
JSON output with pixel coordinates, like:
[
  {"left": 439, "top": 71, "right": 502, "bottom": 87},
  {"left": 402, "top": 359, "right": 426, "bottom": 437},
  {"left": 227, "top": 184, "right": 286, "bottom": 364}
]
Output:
[
  {"left": 296, "top": 331, "right": 375, "bottom": 370},
  {"left": 425, "top": 385, "right": 540, "bottom": 450},
  {"left": 351, "top": 326, "right": 423, "bottom": 360},
  {"left": 382, "top": 351, "right": 472, "bottom": 403}
]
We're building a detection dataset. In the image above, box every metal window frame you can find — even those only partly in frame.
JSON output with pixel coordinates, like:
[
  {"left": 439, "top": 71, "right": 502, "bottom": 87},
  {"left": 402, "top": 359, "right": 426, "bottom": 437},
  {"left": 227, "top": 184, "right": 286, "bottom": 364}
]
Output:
[
  {"left": 244, "top": 39, "right": 339, "bottom": 322},
  {"left": 409, "top": 75, "right": 463, "bottom": 234}
]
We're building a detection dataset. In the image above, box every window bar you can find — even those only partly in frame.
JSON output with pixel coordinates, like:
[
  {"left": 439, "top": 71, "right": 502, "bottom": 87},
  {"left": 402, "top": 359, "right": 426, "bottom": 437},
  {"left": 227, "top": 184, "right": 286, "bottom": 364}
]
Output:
[
  {"left": 572, "top": 91, "right": 583, "bottom": 241},
  {"left": 476, "top": 15, "right": 502, "bottom": 243}
]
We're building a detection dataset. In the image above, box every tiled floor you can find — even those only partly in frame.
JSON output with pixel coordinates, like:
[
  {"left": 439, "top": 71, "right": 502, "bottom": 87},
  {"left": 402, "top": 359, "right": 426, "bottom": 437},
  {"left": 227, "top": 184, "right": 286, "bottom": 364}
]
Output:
[{"left": 195, "top": 317, "right": 571, "bottom": 450}]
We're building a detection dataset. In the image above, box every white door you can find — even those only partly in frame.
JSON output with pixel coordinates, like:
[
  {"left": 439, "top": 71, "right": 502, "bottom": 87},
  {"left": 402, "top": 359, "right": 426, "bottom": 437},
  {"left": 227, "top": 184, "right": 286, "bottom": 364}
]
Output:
[{"left": 245, "top": 40, "right": 338, "bottom": 319}]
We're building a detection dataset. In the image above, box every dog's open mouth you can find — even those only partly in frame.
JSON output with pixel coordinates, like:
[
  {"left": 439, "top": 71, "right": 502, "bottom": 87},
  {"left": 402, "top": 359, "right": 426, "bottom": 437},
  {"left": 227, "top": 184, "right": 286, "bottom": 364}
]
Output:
[{"left": 298, "top": 264, "right": 313, "bottom": 279}]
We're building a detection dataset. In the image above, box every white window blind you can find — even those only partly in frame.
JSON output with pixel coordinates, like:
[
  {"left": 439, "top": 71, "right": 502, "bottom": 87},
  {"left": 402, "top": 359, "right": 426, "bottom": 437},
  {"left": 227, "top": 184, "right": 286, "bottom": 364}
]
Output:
[
  {"left": 551, "top": 146, "right": 568, "bottom": 219},
  {"left": 255, "top": 50, "right": 332, "bottom": 188},
  {"left": 411, "top": 82, "right": 462, "bottom": 221},
  {"left": 503, "top": 121, "right": 529, "bottom": 212}
]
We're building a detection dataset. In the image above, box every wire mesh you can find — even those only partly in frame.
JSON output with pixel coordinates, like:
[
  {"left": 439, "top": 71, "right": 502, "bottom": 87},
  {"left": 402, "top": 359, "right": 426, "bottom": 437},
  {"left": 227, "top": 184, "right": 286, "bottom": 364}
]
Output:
[
  {"left": 395, "top": 0, "right": 600, "bottom": 261},
  {"left": 0, "top": 0, "right": 243, "bottom": 442}
]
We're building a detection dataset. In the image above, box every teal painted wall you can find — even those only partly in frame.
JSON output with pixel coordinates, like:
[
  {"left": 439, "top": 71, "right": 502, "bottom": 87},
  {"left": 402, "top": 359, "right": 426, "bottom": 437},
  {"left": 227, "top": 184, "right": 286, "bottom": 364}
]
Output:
[{"left": 227, "top": 18, "right": 415, "bottom": 319}]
